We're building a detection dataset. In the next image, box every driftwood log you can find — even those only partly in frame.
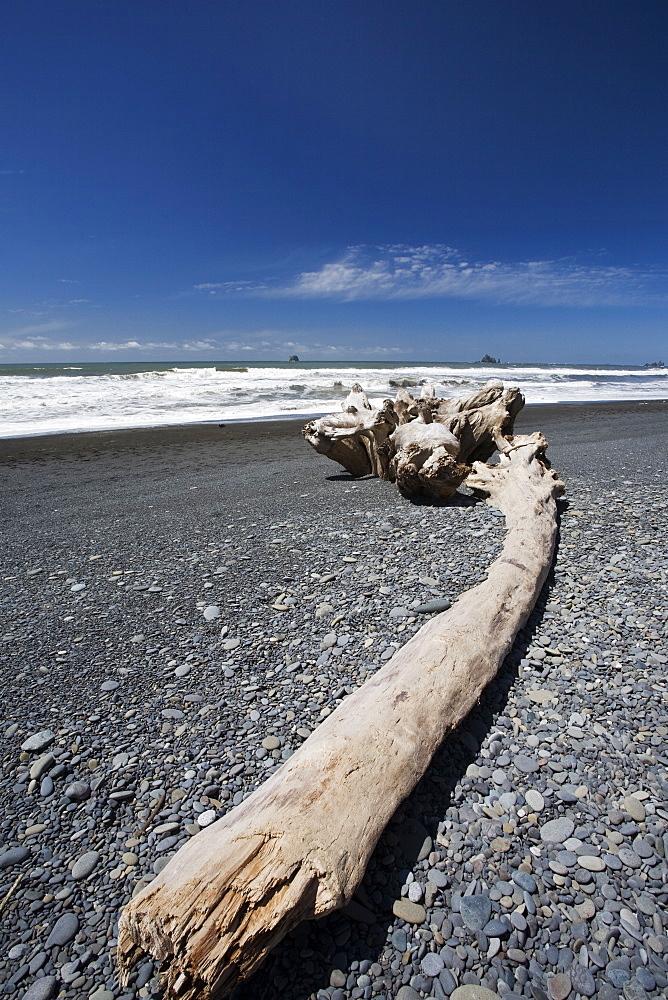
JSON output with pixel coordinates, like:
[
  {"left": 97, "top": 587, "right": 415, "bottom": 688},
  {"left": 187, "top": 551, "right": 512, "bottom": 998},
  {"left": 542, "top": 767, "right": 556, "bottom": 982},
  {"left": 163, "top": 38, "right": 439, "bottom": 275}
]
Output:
[
  {"left": 302, "top": 378, "right": 524, "bottom": 499},
  {"left": 117, "top": 430, "right": 564, "bottom": 999}
]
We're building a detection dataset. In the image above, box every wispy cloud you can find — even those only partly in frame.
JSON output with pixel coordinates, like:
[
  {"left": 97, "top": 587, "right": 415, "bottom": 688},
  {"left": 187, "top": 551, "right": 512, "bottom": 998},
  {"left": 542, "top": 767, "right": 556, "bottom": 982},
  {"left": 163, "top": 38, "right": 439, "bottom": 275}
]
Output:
[
  {"left": 194, "top": 280, "right": 269, "bottom": 295},
  {"left": 6, "top": 320, "right": 71, "bottom": 337},
  {"left": 196, "top": 244, "right": 667, "bottom": 307},
  {"left": 88, "top": 338, "right": 221, "bottom": 352}
]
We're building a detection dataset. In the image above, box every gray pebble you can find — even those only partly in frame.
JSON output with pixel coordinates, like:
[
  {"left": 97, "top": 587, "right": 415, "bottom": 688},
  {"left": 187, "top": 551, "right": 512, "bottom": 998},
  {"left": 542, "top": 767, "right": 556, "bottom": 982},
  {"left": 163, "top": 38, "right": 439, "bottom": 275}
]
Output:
[
  {"left": 396, "top": 988, "right": 421, "bottom": 1000},
  {"left": 622, "top": 981, "right": 648, "bottom": 1000},
  {"left": 71, "top": 851, "right": 101, "bottom": 880},
  {"left": 21, "top": 730, "right": 56, "bottom": 753},
  {"left": 64, "top": 780, "right": 90, "bottom": 801},
  {"left": 514, "top": 754, "right": 539, "bottom": 773},
  {"left": 421, "top": 952, "right": 445, "bottom": 977},
  {"left": 634, "top": 969, "right": 655, "bottom": 991},
  {"left": 483, "top": 917, "right": 510, "bottom": 937},
  {"left": 512, "top": 870, "right": 536, "bottom": 893},
  {"left": 571, "top": 965, "right": 596, "bottom": 997},
  {"left": 21, "top": 978, "right": 58, "bottom": 1000},
  {"left": 0, "top": 846, "right": 31, "bottom": 870},
  {"left": 407, "top": 880, "right": 423, "bottom": 902},
  {"left": 540, "top": 817, "right": 575, "bottom": 843},
  {"left": 459, "top": 893, "right": 491, "bottom": 931},
  {"left": 415, "top": 598, "right": 451, "bottom": 614},
  {"left": 45, "top": 912, "right": 79, "bottom": 948}
]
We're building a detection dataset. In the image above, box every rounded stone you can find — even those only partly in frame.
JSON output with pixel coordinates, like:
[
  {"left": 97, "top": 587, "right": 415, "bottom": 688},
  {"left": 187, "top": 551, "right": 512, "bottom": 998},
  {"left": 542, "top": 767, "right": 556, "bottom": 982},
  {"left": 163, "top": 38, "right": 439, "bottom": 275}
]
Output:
[
  {"left": 483, "top": 918, "right": 510, "bottom": 937},
  {"left": 261, "top": 736, "right": 281, "bottom": 750},
  {"left": 634, "top": 969, "right": 655, "bottom": 991},
  {"left": 392, "top": 898, "right": 426, "bottom": 923},
  {"left": 203, "top": 605, "right": 221, "bottom": 620},
  {"left": 540, "top": 817, "right": 575, "bottom": 844},
  {"left": 45, "top": 911, "right": 79, "bottom": 948},
  {"left": 618, "top": 848, "right": 642, "bottom": 869},
  {"left": 525, "top": 789, "right": 545, "bottom": 812},
  {"left": 197, "top": 809, "right": 217, "bottom": 827},
  {"left": 451, "top": 987, "right": 501, "bottom": 1000},
  {"left": 421, "top": 952, "right": 445, "bottom": 977},
  {"left": 606, "top": 964, "right": 631, "bottom": 987},
  {"left": 490, "top": 837, "right": 511, "bottom": 853},
  {"left": 21, "top": 730, "right": 56, "bottom": 753},
  {"left": 408, "top": 880, "right": 424, "bottom": 902},
  {"left": 571, "top": 965, "right": 596, "bottom": 997},
  {"left": 547, "top": 972, "right": 571, "bottom": 1000},
  {"left": 30, "top": 754, "right": 55, "bottom": 781},
  {"left": 622, "top": 981, "right": 648, "bottom": 1000},
  {"left": 0, "top": 846, "right": 31, "bottom": 870},
  {"left": 621, "top": 796, "right": 646, "bottom": 822},
  {"left": 64, "top": 781, "right": 90, "bottom": 801},
  {"left": 515, "top": 754, "right": 539, "bottom": 773},
  {"left": 578, "top": 854, "right": 605, "bottom": 871},
  {"left": 512, "top": 870, "right": 536, "bottom": 893},
  {"left": 71, "top": 851, "right": 100, "bottom": 880},
  {"left": 396, "top": 988, "right": 422, "bottom": 1000},
  {"left": 22, "top": 978, "right": 58, "bottom": 1000},
  {"left": 415, "top": 598, "right": 452, "bottom": 614}
]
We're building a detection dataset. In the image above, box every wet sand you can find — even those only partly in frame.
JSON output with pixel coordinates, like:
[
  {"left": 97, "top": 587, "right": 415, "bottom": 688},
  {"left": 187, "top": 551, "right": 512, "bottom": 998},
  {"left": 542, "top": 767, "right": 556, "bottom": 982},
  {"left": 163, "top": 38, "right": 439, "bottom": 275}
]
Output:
[{"left": 2, "top": 399, "right": 667, "bottom": 468}]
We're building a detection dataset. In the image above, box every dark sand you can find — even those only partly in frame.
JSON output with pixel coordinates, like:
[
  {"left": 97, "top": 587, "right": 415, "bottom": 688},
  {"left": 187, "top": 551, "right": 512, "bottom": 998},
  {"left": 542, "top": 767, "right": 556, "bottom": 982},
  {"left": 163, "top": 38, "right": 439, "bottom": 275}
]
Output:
[
  {"left": 0, "top": 401, "right": 664, "bottom": 549},
  {"left": 2, "top": 400, "right": 667, "bottom": 593},
  {"left": 2, "top": 400, "right": 667, "bottom": 465},
  {"left": 2, "top": 402, "right": 667, "bottom": 518}
]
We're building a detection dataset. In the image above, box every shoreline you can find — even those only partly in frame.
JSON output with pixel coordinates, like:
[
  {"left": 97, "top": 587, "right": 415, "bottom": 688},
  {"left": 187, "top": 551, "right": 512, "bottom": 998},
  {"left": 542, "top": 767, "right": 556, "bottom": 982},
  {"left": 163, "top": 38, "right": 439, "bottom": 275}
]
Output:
[{"left": 2, "top": 398, "right": 668, "bottom": 462}]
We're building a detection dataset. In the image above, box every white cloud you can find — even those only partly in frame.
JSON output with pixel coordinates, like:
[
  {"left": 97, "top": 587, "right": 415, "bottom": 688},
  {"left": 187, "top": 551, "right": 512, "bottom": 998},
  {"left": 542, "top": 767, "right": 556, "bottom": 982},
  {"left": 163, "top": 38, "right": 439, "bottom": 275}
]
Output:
[
  {"left": 0, "top": 329, "right": 411, "bottom": 359},
  {"left": 88, "top": 340, "right": 142, "bottom": 351},
  {"left": 207, "top": 244, "right": 667, "bottom": 307}
]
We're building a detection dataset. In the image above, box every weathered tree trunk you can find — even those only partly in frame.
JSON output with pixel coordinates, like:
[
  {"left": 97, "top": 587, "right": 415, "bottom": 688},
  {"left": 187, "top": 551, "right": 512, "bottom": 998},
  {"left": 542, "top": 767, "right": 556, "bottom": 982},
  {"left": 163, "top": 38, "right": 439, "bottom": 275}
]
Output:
[
  {"left": 117, "top": 432, "right": 564, "bottom": 1000},
  {"left": 302, "top": 379, "right": 524, "bottom": 499}
]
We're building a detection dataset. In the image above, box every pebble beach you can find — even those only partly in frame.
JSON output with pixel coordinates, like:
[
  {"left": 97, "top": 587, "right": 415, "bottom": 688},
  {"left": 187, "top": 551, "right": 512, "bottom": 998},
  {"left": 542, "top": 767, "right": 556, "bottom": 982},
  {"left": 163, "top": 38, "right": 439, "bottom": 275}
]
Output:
[{"left": 1, "top": 400, "right": 667, "bottom": 1000}]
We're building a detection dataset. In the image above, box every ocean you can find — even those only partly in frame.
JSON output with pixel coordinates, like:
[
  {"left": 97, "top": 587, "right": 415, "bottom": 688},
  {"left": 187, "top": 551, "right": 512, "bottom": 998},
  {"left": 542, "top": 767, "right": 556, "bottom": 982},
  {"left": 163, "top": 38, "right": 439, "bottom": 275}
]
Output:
[{"left": 1, "top": 360, "right": 667, "bottom": 438}]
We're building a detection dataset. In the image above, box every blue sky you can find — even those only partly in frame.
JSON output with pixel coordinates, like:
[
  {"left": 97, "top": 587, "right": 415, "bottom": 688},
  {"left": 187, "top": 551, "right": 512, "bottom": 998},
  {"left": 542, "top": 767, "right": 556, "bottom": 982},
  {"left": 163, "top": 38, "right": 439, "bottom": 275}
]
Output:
[{"left": 1, "top": 0, "right": 666, "bottom": 363}]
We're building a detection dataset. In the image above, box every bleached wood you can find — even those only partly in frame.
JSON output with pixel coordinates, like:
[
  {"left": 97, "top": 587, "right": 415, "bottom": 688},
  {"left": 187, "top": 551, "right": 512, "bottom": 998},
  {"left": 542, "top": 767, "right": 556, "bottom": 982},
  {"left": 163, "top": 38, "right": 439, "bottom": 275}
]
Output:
[
  {"left": 302, "top": 379, "right": 524, "bottom": 499},
  {"left": 117, "top": 432, "right": 563, "bottom": 1000}
]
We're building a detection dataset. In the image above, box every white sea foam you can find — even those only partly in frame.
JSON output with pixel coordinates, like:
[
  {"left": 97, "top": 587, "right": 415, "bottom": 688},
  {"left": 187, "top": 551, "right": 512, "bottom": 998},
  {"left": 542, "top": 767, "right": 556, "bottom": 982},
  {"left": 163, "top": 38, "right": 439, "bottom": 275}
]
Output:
[{"left": 1, "top": 363, "right": 667, "bottom": 438}]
